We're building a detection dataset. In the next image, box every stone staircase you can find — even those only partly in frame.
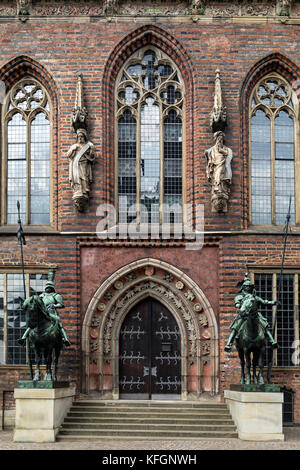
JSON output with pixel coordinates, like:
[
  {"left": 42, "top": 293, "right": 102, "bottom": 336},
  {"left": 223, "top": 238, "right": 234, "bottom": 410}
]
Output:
[{"left": 56, "top": 400, "right": 238, "bottom": 441}]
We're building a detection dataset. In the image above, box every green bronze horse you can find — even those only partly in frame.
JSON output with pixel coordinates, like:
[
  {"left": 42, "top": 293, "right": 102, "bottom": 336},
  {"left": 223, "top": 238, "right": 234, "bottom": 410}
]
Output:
[
  {"left": 22, "top": 295, "right": 63, "bottom": 381},
  {"left": 235, "top": 293, "right": 267, "bottom": 385}
]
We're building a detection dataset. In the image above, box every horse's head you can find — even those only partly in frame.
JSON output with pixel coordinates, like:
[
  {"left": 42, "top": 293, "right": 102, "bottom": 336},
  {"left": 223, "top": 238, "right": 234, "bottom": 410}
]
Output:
[
  {"left": 23, "top": 295, "right": 44, "bottom": 328},
  {"left": 239, "top": 293, "right": 258, "bottom": 319}
]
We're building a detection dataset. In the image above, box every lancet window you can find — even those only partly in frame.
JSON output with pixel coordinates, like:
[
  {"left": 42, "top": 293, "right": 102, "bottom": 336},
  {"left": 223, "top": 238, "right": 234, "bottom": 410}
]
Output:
[
  {"left": 116, "top": 48, "right": 184, "bottom": 224},
  {"left": 2, "top": 78, "right": 51, "bottom": 225},
  {"left": 250, "top": 74, "right": 298, "bottom": 225}
]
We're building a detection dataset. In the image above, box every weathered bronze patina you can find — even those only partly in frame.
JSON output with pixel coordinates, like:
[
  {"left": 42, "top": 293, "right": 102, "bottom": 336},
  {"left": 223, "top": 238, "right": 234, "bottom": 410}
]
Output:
[
  {"left": 225, "top": 274, "right": 278, "bottom": 385},
  {"left": 18, "top": 281, "right": 71, "bottom": 382}
]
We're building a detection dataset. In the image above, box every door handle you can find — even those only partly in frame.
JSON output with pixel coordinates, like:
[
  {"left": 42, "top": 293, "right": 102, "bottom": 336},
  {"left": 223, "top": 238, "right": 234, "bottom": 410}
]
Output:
[{"left": 143, "top": 366, "right": 157, "bottom": 377}]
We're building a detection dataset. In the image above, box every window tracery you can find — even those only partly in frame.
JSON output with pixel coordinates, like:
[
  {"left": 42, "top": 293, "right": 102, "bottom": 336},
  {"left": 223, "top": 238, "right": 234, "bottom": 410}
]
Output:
[
  {"left": 2, "top": 78, "right": 51, "bottom": 225},
  {"left": 116, "top": 48, "right": 184, "bottom": 224},
  {"left": 250, "top": 74, "right": 298, "bottom": 225}
]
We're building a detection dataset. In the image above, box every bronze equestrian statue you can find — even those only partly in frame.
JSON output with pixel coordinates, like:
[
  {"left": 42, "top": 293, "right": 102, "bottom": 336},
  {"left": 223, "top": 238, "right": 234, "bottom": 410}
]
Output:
[
  {"left": 18, "top": 281, "right": 71, "bottom": 381},
  {"left": 225, "top": 274, "right": 278, "bottom": 384}
]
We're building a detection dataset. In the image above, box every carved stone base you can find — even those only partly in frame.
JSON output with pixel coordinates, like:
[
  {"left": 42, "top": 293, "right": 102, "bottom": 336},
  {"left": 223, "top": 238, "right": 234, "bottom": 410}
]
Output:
[
  {"left": 73, "top": 194, "right": 89, "bottom": 212},
  {"left": 211, "top": 193, "right": 229, "bottom": 212}
]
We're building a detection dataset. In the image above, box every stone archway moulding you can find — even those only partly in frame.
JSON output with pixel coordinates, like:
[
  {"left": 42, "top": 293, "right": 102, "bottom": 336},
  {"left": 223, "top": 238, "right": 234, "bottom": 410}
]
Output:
[{"left": 82, "top": 258, "right": 219, "bottom": 399}]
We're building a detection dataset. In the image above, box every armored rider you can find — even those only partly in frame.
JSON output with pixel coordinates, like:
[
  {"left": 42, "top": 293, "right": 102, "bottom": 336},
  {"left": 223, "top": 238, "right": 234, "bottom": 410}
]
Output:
[
  {"left": 18, "top": 280, "right": 71, "bottom": 346},
  {"left": 224, "top": 273, "right": 278, "bottom": 352}
]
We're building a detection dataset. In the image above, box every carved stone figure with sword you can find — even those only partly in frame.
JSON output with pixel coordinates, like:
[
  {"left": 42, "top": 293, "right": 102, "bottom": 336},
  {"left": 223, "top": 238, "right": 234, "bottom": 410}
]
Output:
[{"left": 67, "top": 128, "right": 96, "bottom": 211}]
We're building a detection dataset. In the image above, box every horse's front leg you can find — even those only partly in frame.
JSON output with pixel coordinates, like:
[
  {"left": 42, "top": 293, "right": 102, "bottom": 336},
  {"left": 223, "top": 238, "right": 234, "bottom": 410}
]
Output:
[
  {"left": 257, "top": 348, "right": 265, "bottom": 385},
  {"left": 33, "top": 345, "right": 41, "bottom": 381},
  {"left": 53, "top": 345, "right": 61, "bottom": 382},
  {"left": 245, "top": 350, "right": 251, "bottom": 384},
  {"left": 252, "top": 350, "right": 259, "bottom": 384},
  {"left": 44, "top": 347, "right": 53, "bottom": 381},
  {"left": 237, "top": 346, "right": 245, "bottom": 384}
]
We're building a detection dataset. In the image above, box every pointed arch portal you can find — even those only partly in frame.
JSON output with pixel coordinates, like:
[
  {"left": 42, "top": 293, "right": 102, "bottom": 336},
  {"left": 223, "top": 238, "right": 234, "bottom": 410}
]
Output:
[{"left": 82, "top": 258, "right": 219, "bottom": 399}]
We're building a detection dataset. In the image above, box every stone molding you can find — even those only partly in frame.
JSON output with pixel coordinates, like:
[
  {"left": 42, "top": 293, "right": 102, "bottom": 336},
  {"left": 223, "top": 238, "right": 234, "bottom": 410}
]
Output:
[
  {"left": 0, "top": 1, "right": 298, "bottom": 18},
  {"left": 82, "top": 258, "right": 219, "bottom": 397}
]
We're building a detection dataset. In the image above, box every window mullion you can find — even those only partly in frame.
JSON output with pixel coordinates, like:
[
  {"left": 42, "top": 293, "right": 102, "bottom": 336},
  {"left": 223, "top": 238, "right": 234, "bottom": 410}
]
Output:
[
  {"left": 26, "top": 117, "right": 30, "bottom": 225},
  {"left": 2, "top": 117, "right": 8, "bottom": 225},
  {"left": 25, "top": 273, "right": 30, "bottom": 367},
  {"left": 3, "top": 273, "right": 7, "bottom": 364},
  {"left": 159, "top": 103, "right": 164, "bottom": 225},
  {"left": 294, "top": 273, "right": 299, "bottom": 350},
  {"left": 114, "top": 100, "right": 119, "bottom": 222},
  {"left": 136, "top": 100, "right": 141, "bottom": 224},
  {"left": 294, "top": 119, "right": 299, "bottom": 224},
  {"left": 271, "top": 116, "right": 276, "bottom": 225},
  {"left": 273, "top": 272, "right": 278, "bottom": 365}
]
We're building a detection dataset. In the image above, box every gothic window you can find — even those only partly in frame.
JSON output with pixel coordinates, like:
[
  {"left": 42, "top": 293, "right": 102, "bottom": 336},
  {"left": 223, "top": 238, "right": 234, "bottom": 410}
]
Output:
[
  {"left": 116, "top": 48, "right": 184, "bottom": 224},
  {"left": 254, "top": 272, "right": 300, "bottom": 367},
  {"left": 2, "top": 78, "right": 51, "bottom": 225},
  {"left": 0, "top": 272, "right": 48, "bottom": 365},
  {"left": 250, "top": 74, "right": 298, "bottom": 225}
]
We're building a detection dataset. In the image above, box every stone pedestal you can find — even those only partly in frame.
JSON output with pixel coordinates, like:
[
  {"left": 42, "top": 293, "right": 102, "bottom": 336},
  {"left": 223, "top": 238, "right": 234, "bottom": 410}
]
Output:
[
  {"left": 14, "top": 386, "right": 75, "bottom": 442},
  {"left": 224, "top": 390, "right": 284, "bottom": 441}
]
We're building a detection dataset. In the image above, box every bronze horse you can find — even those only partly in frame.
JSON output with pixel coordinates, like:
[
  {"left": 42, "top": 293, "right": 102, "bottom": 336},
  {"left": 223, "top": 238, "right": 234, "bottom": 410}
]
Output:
[
  {"left": 22, "top": 295, "right": 63, "bottom": 381},
  {"left": 235, "top": 293, "right": 267, "bottom": 385}
]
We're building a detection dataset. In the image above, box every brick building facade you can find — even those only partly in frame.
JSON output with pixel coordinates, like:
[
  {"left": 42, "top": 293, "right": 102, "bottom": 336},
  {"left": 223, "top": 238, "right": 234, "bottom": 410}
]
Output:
[{"left": 0, "top": 0, "right": 300, "bottom": 427}]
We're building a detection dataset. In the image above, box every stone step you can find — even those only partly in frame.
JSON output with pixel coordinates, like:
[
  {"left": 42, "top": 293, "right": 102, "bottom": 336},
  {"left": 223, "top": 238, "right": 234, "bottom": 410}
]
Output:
[
  {"left": 61, "top": 423, "right": 236, "bottom": 432},
  {"left": 58, "top": 428, "right": 238, "bottom": 439},
  {"left": 67, "top": 411, "right": 231, "bottom": 420},
  {"left": 73, "top": 401, "right": 226, "bottom": 408},
  {"left": 57, "top": 433, "right": 238, "bottom": 441},
  {"left": 56, "top": 400, "right": 237, "bottom": 441},
  {"left": 69, "top": 406, "right": 230, "bottom": 414},
  {"left": 64, "top": 417, "right": 234, "bottom": 425}
]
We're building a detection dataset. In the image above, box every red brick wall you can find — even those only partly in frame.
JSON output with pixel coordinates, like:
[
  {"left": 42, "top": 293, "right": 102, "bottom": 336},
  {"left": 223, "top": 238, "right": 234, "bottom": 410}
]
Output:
[
  {"left": 0, "top": 16, "right": 299, "bottom": 422},
  {"left": 80, "top": 245, "right": 219, "bottom": 320},
  {"left": 0, "top": 20, "right": 298, "bottom": 232}
]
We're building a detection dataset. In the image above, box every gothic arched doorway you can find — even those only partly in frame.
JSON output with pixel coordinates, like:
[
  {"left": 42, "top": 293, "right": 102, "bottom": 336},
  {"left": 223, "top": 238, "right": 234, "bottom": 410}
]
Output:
[{"left": 119, "top": 297, "right": 181, "bottom": 399}]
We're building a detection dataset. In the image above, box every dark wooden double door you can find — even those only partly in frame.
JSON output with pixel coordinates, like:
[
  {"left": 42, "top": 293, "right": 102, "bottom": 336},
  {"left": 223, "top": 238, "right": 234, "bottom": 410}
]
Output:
[{"left": 119, "top": 298, "right": 181, "bottom": 399}]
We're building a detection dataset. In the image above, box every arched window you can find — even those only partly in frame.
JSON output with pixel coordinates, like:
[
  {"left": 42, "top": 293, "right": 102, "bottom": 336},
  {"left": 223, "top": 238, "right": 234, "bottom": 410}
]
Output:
[
  {"left": 250, "top": 74, "right": 298, "bottom": 225},
  {"left": 115, "top": 48, "right": 184, "bottom": 224},
  {"left": 2, "top": 78, "right": 51, "bottom": 225}
]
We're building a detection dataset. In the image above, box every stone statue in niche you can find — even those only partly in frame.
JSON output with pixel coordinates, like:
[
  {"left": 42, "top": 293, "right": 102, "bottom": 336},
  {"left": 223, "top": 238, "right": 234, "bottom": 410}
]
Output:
[
  {"left": 276, "top": 0, "right": 292, "bottom": 16},
  {"left": 205, "top": 131, "right": 233, "bottom": 213},
  {"left": 67, "top": 128, "right": 96, "bottom": 212},
  {"left": 190, "top": 0, "right": 206, "bottom": 14},
  {"left": 17, "top": 0, "right": 31, "bottom": 21},
  {"left": 67, "top": 72, "right": 96, "bottom": 212},
  {"left": 103, "top": 0, "right": 118, "bottom": 15}
]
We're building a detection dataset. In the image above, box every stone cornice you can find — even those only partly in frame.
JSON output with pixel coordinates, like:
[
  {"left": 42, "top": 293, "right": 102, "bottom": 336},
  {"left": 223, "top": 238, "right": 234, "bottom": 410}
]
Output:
[{"left": 0, "top": 0, "right": 299, "bottom": 20}]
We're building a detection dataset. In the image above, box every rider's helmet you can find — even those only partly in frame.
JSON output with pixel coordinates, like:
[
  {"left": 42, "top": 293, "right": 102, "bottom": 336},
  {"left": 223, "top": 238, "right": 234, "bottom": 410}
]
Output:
[
  {"left": 45, "top": 281, "right": 56, "bottom": 292},
  {"left": 239, "top": 273, "right": 255, "bottom": 293}
]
